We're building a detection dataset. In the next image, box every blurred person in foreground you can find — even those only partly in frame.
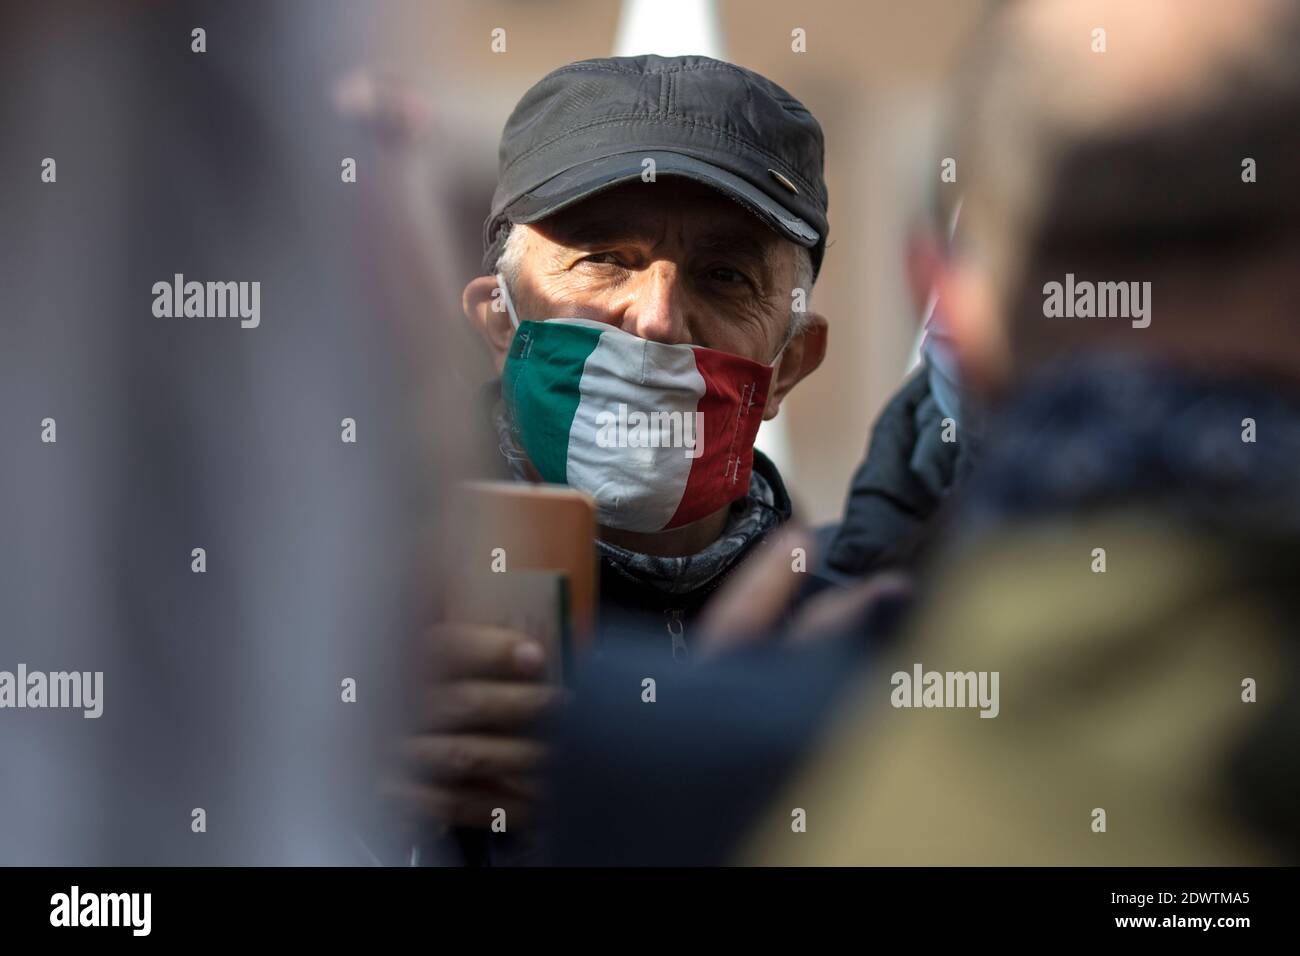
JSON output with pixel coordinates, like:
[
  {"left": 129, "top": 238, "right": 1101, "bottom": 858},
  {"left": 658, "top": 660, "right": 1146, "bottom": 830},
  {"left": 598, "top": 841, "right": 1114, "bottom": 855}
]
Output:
[
  {"left": 0, "top": 0, "right": 438, "bottom": 864},
  {"left": 816, "top": 192, "right": 981, "bottom": 584},
  {"left": 743, "top": 0, "right": 1300, "bottom": 864}
]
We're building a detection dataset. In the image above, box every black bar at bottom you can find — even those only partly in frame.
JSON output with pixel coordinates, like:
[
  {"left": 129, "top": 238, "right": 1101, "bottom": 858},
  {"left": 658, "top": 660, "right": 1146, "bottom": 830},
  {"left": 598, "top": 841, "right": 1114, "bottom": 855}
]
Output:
[{"left": 0, "top": 866, "right": 1287, "bottom": 941}]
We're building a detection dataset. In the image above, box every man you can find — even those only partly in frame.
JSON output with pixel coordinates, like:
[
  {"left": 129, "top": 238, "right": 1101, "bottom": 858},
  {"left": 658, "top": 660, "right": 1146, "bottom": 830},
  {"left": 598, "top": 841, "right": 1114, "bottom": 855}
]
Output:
[
  {"left": 745, "top": 0, "right": 1300, "bottom": 864},
  {"left": 463, "top": 54, "right": 831, "bottom": 647},
  {"left": 388, "top": 55, "right": 833, "bottom": 850},
  {"left": 1, "top": 0, "right": 419, "bottom": 864}
]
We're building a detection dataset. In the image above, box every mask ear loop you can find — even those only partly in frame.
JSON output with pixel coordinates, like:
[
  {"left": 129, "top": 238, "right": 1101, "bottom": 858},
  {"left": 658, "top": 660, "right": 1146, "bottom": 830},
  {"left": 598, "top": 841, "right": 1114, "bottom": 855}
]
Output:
[
  {"left": 769, "top": 321, "right": 798, "bottom": 368},
  {"left": 495, "top": 273, "right": 520, "bottom": 329},
  {"left": 493, "top": 273, "right": 532, "bottom": 470}
]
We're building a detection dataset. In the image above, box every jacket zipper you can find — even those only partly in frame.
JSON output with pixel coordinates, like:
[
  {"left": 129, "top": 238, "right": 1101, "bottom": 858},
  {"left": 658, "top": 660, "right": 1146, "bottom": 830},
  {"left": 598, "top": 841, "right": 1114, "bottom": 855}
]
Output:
[{"left": 666, "top": 609, "right": 688, "bottom": 661}]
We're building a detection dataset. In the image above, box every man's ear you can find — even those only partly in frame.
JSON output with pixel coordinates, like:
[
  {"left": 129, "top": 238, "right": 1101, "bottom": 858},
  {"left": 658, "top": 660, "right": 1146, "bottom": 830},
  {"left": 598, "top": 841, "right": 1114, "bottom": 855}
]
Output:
[
  {"left": 763, "top": 313, "right": 828, "bottom": 421},
  {"left": 463, "top": 275, "right": 515, "bottom": 374},
  {"left": 935, "top": 258, "right": 1010, "bottom": 399}
]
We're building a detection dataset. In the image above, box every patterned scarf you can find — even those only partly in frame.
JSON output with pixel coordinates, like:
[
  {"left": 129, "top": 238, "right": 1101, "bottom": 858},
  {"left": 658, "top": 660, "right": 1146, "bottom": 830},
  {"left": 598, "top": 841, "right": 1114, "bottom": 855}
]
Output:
[{"left": 959, "top": 351, "right": 1300, "bottom": 539}]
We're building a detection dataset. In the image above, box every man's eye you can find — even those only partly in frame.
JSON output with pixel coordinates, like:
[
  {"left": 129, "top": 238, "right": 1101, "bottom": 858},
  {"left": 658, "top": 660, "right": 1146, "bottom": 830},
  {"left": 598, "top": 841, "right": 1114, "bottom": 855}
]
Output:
[
  {"left": 707, "top": 266, "right": 747, "bottom": 285},
  {"left": 581, "top": 252, "right": 622, "bottom": 266}
]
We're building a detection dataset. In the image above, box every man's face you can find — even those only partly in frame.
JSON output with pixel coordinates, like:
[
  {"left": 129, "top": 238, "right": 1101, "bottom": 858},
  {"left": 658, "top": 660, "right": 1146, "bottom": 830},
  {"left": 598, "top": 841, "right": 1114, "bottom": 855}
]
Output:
[
  {"left": 509, "top": 178, "right": 801, "bottom": 364},
  {"left": 465, "top": 177, "right": 828, "bottom": 424}
]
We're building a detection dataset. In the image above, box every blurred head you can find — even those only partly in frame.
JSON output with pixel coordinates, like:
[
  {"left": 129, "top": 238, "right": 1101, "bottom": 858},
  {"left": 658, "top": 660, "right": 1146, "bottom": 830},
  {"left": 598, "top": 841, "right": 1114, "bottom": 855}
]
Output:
[
  {"left": 939, "top": 0, "right": 1300, "bottom": 399},
  {"left": 463, "top": 177, "right": 828, "bottom": 422}
]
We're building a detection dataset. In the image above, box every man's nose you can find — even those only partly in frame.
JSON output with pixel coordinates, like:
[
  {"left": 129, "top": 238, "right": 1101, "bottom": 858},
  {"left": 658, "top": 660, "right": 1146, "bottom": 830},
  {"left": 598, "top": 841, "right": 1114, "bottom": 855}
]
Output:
[{"left": 620, "top": 261, "right": 691, "bottom": 345}]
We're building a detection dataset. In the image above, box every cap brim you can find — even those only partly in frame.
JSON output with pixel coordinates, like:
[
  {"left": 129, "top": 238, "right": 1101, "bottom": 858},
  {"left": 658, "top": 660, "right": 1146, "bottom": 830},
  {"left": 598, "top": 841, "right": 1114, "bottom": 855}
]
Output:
[{"left": 502, "top": 150, "right": 820, "bottom": 248}]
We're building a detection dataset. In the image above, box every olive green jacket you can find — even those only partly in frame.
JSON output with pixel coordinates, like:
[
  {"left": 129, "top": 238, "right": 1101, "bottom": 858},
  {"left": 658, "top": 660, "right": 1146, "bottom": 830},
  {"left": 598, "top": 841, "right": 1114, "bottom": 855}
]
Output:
[{"left": 745, "top": 513, "right": 1297, "bottom": 865}]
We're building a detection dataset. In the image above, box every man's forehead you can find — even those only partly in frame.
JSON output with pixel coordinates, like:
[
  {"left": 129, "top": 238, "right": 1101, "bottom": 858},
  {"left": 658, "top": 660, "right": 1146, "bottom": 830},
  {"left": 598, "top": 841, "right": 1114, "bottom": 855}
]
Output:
[{"left": 535, "top": 178, "right": 782, "bottom": 251}]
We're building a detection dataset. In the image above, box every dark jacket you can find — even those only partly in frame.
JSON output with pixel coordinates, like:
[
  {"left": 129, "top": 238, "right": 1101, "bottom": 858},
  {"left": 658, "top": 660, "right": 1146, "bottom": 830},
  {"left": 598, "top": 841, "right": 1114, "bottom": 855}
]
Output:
[{"left": 539, "top": 370, "right": 978, "bottom": 866}]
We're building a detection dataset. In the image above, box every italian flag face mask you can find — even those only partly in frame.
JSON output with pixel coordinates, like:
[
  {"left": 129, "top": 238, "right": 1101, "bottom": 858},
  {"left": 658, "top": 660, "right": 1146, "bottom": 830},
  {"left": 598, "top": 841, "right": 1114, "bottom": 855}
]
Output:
[{"left": 496, "top": 275, "right": 778, "bottom": 533}]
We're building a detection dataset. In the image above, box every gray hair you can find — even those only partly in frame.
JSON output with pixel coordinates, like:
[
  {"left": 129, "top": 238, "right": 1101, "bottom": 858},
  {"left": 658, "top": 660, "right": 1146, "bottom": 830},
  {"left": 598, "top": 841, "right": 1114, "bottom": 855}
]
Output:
[{"left": 495, "top": 223, "right": 528, "bottom": 288}]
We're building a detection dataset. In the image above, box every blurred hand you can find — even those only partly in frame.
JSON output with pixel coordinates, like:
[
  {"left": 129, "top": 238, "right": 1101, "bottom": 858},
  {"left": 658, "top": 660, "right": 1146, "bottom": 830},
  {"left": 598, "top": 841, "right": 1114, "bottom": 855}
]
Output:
[
  {"left": 697, "top": 526, "right": 912, "bottom": 658},
  {"left": 697, "top": 526, "right": 813, "bottom": 657},
  {"left": 379, "top": 623, "right": 565, "bottom": 831}
]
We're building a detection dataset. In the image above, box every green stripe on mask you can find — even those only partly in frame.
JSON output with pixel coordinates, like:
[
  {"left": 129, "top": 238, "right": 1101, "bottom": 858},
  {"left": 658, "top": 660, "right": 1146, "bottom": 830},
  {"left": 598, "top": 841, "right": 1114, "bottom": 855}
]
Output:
[{"left": 502, "top": 319, "right": 606, "bottom": 484}]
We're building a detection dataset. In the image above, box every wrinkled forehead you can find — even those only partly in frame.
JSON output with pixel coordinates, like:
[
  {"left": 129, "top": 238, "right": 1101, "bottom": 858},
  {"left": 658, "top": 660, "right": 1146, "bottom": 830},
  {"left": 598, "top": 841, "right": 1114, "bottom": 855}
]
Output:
[{"left": 530, "top": 178, "right": 786, "bottom": 258}]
